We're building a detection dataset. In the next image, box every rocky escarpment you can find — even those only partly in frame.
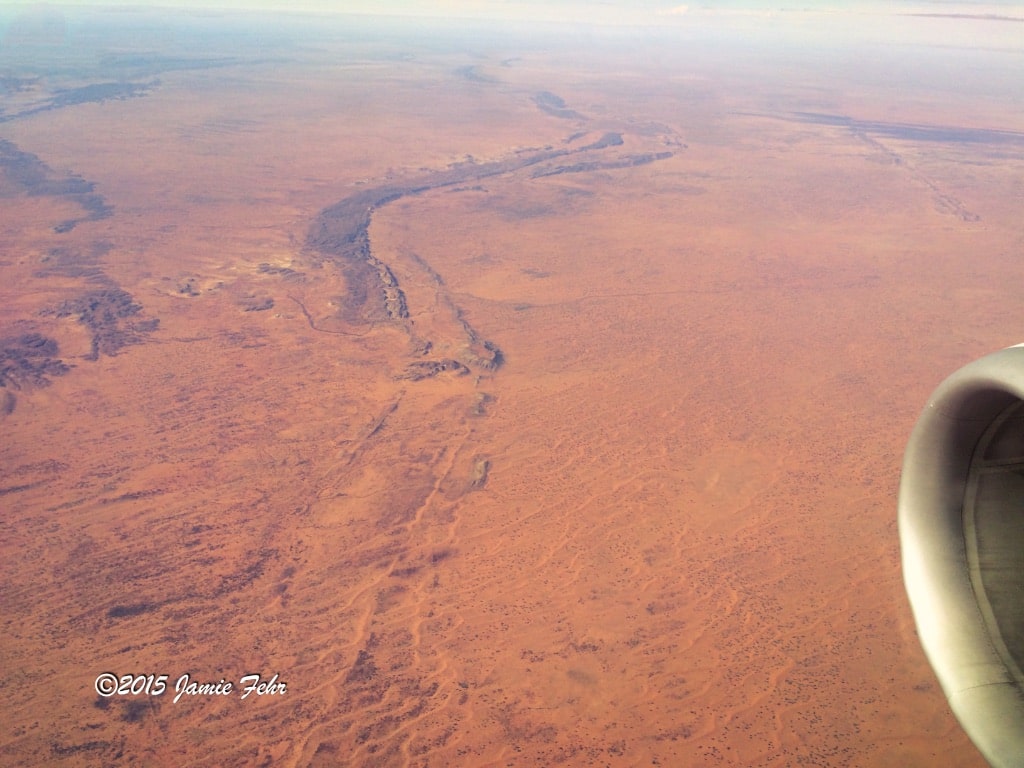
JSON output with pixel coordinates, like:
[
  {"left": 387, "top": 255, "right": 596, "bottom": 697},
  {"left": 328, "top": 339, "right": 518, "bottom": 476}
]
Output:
[
  {"left": 305, "top": 128, "right": 675, "bottom": 375},
  {"left": 307, "top": 189, "right": 412, "bottom": 323}
]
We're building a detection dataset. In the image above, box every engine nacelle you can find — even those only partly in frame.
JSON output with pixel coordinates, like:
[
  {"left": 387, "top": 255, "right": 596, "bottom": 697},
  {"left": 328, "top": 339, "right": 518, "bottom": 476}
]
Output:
[{"left": 900, "top": 345, "right": 1024, "bottom": 767}]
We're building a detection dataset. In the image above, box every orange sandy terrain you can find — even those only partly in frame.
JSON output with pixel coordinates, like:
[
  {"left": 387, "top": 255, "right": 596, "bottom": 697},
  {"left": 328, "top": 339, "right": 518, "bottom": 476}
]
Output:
[{"left": 1, "top": 10, "right": 1022, "bottom": 767}]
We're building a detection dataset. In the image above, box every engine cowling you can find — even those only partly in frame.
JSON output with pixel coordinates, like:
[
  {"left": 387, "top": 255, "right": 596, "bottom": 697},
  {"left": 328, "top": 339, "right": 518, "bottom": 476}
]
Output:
[{"left": 900, "top": 345, "right": 1024, "bottom": 767}]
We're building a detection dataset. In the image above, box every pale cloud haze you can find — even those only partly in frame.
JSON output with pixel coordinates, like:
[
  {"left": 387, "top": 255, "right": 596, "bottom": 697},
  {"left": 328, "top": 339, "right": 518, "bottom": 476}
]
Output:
[
  {"left": 0, "top": 0, "right": 1021, "bottom": 52},
  {"left": 0, "top": 0, "right": 1022, "bottom": 22}
]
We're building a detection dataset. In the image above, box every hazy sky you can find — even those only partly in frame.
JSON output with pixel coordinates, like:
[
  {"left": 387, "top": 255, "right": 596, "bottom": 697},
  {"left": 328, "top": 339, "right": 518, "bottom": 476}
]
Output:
[
  {"left": 0, "top": 0, "right": 1022, "bottom": 56},
  {"left": 0, "top": 1, "right": 1022, "bottom": 23}
]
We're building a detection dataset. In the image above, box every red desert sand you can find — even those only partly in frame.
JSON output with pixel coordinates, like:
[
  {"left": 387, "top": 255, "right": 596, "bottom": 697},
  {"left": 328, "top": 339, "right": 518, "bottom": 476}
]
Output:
[{"left": 2, "top": 10, "right": 1021, "bottom": 766}]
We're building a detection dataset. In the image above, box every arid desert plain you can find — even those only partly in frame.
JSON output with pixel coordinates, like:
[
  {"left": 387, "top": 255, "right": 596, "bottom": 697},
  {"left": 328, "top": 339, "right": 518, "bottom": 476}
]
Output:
[{"left": 2, "top": 5, "right": 1023, "bottom": 766}]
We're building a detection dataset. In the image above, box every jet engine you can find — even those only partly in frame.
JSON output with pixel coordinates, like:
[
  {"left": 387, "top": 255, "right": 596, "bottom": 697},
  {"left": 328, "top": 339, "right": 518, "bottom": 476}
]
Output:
[{"left": 899, "top": 344, "right": 1024, "bottom": 767}]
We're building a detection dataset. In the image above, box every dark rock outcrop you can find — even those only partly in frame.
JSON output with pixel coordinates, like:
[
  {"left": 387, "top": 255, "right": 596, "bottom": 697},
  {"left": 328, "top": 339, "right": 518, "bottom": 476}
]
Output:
[
  {"left": 51, "top": 287, "right": 158, "bottom": 359},
  {"left": 532, "top": 151, "right": 673, "bottom": 179},
  {"left": 399, "top": 359, "right": 470, "bottom": 381},
  {"left": 0, "top": 333, "right": 71, "bottom": 408},
  {"left": 533, "top": 91, "right": 584, "bottom": 120},
  {"left": 0, "top": 139, "right": 113, "bottom": 231}
]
